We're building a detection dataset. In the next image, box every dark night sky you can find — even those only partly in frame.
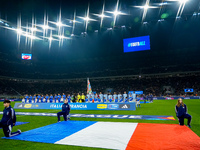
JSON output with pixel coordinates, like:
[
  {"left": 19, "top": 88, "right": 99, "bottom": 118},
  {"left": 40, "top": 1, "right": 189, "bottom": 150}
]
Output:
[{"left": 0, "top": 0, "right": 200, "bottom": 79}]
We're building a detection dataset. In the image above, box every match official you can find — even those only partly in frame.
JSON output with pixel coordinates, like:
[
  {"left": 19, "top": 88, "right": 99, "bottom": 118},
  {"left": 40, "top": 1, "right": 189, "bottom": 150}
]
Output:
[
  {"left": 0, "top": 100, "right": 21, "bottom": 137},
  {"left": 57, "top": 99, "right": 71, "bottom": 122}
]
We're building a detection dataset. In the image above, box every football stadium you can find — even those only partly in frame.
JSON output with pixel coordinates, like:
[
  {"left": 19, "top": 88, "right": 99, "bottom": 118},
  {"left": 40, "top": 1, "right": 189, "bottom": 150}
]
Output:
[{"left": 0, "top": 0, "right": 200, "bottom": 149}]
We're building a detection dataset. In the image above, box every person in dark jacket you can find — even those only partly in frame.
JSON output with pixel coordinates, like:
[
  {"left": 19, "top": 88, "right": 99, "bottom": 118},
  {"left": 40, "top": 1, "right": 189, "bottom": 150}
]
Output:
[
  {"left": 57, "top": 99, "right": 71, "bottom": 122},
  {"left": 175, "top": 98, "right": 192, "bottom": 128},
  {"left": 0, "top": 100, "right": 21, "bottom": 137}
]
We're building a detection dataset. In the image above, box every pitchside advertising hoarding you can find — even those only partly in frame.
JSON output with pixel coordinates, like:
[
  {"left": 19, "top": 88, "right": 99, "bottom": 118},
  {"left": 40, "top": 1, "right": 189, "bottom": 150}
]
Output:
[{"left": 14, "top": 103, "right": 136, "bottom": 110}]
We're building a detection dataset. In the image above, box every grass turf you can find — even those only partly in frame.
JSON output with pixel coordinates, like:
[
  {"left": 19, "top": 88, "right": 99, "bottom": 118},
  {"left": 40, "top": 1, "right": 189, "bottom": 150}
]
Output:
[{"left": 0, "top": 99, "right": 199, "bottom": 150}]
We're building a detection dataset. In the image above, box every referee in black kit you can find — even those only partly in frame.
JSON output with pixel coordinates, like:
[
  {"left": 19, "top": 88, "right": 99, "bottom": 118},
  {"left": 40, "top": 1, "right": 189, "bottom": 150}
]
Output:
[{"left": 0, "top": 100, "right": 21, "bottom": 137}]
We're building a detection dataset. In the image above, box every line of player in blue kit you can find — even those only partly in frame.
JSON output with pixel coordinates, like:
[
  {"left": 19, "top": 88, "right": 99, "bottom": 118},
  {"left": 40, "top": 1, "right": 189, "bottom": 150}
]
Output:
[{"left": 22, "top": 93, "right": 70, "bottom": 103}]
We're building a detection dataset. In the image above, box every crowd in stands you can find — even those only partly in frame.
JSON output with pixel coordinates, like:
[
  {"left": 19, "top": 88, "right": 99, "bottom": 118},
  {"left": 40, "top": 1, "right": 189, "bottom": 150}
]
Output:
[{"left": 1, "top": 74, "right": 200, "bottom": 98}]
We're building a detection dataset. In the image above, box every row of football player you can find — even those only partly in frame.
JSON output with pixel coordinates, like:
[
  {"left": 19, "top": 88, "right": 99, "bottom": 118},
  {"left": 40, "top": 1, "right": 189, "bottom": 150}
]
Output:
[
  {"left": 22, "top": 92, "right": 153, "bottom": 103},
  {"left": 22, "top": 92, "right": 137, "bottom": 103}
]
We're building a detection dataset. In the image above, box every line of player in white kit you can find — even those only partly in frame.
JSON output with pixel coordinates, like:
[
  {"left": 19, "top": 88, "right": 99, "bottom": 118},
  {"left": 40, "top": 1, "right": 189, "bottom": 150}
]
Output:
[{"left": 85, "top": 91, "right": 139, "bottom": 104}]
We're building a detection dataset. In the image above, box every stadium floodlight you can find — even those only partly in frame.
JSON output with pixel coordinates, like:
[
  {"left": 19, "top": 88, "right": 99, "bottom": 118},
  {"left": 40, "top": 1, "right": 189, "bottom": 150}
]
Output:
[
  {"left": 56, "top": 21, "right": 63, "bottom": 27},
  {"left": 24, "top": 33, "right": 36, "bottom": 39},
  {"left": 179, "top": 0, "right": 188, "bottom": 3},
  {"left": 49, "top": 37, "right": 53, "bottom": 41},
  {"left": 29, "top": 35, "right": 36, "bottom": 39},
  {"left": 113, "top": 10, "right": 121, "bottom": 16},
  {"left": 42, "top": 25, "right": 49, "bottom": 30},
  {"left": 143, "top": 4, "right": 149, "bottom": 10},
  {"left": 84, "top": 17, "right": 91, "bottom": 21},
  {"left": 59, "top": 35, "right": 65, "bottom": 39},
  {"left": 30, "top": 27, "right": 37, "bottom": 31},
  {"left": 99, "top": 14, "right": 105, "bottom": 18},
  {"left": 193, "top": 12, "right": 197, "bottom": 16},
  {"left": 16, "top": 28, "right": 23, "bottom": 34}
]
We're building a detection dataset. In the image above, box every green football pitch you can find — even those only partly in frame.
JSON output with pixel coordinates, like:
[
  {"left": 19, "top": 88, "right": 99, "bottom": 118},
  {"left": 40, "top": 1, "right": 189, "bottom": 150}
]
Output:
[{"left": 0, "top": 99, "right": 199, "bottom": 150}]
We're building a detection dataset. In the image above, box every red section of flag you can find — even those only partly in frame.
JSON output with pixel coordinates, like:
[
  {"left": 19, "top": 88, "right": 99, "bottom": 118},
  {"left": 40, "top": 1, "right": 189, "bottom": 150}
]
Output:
[{"left": 126, "top": 123, "right": 200, "bottom": 150}]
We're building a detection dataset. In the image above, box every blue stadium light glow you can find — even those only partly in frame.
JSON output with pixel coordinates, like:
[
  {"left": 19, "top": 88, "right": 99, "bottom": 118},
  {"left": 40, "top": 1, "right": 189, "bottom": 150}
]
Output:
[
  {"left": 159, "top": 2, "right": 168, "bottom": 6},
  {"left": 143, "top": 22, "right": 148, "bottom": 24},
  {"left": 158, "top": 19, "right": 164, "bottom": 22},
  {"left": 5, "top": 23, "right": 9, "bottom": 27}
]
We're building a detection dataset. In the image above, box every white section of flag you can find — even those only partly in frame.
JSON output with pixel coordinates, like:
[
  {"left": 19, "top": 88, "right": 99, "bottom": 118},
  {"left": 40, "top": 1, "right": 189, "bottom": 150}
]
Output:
[{"left": 55, "top": 122, "right": 138, "bottom": 150}]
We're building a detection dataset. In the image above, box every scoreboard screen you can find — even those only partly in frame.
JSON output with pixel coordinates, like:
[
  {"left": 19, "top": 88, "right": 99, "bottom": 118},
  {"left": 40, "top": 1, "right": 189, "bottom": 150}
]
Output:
[
  {"left": 123, "top": 36, "right": 150, "bottom": 53},
  {"left": 21, "top": 53, "right": 32, "bottom": 60}
]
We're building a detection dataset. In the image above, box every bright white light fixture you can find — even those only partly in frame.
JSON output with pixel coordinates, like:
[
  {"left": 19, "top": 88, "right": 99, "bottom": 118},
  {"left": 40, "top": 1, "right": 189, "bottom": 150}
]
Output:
[
  {"left": 30, "top": 27, "right": 37, "bottom": 31},
  {"left": 16, "top": 28, "right": 23, "bottom": 34},
  {"left": 84, "top": 17, "right": 90, "bottom": 21},
  {"left": 179, "top": 0, "right": 188, "bottom": 3},
  {"left": 113, "top": 10, "right": 121, "bottom": 16},
  {"left": 143, "top": 4, "right": 149, "bottom": 9},
  {"left": 49, "top": 37, "right": 53, "bottom": 41},
  {"left": 59, "top": 35, "right": 65, "bottom": 39},
  {"left": 42, "top": 25, "right": 49, "bottom": 30},
  {"left": 56, "top": 21, "right": 63, "bottom": 27}
]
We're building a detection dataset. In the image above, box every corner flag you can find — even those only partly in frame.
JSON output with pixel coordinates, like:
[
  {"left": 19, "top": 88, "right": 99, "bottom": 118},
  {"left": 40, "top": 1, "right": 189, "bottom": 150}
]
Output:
[{"left": 87, "top": 78, "right": 92, "bottom": 94}]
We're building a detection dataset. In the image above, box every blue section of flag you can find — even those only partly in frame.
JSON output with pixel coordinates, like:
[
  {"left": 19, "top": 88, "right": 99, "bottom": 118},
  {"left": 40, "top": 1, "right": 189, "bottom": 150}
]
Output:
[{"left": 3, "top": 121, "right": 97, "bottom": 143}]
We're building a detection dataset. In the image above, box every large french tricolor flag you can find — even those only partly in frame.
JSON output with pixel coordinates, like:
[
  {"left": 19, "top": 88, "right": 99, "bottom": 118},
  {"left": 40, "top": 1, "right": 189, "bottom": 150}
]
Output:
[{"left": 4, "top": 121, "right": 200, "bottom": 150}]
